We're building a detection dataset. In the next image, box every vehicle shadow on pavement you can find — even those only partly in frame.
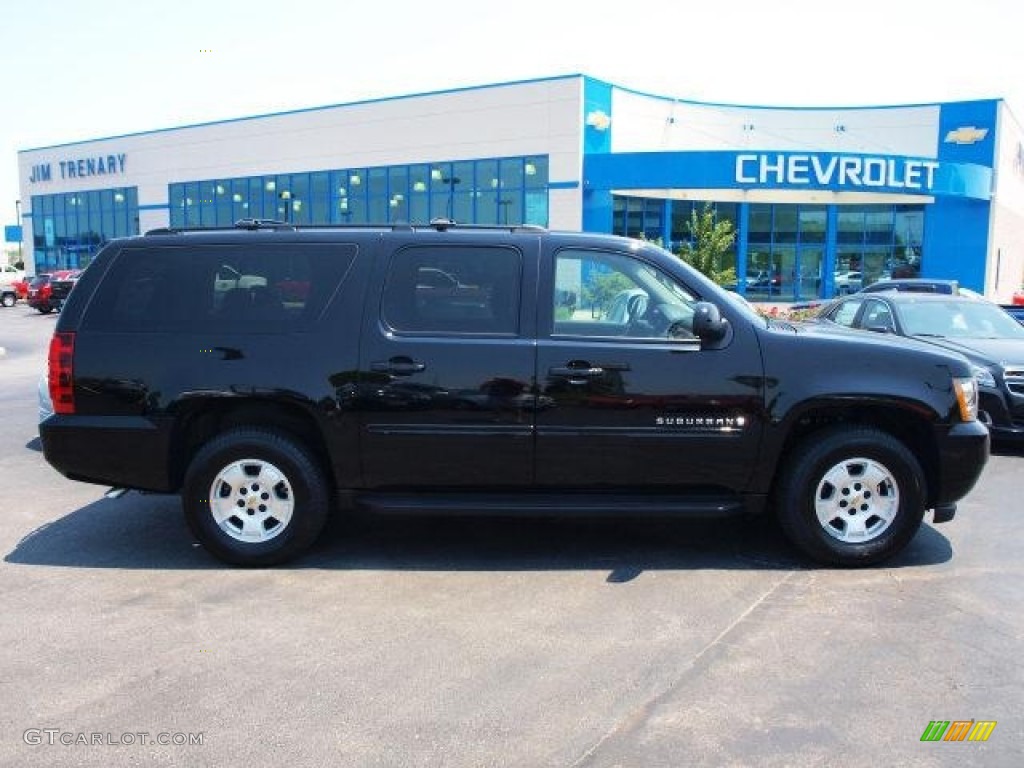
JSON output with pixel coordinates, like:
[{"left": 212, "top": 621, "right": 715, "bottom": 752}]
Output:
[
  {"left": 5, "top": 492, "right": 953, "bottom": 574},
  {"left": 992, "top": 443, "right": 1024, "bottom": 458}
]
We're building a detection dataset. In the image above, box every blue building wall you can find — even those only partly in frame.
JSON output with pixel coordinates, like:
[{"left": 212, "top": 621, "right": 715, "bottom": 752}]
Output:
[
  {"left": 581, "top": 77, "right": 614, "bottom": 235},
  {"left": 922, "top": 101, "right": 999, "bottom": 291},
  {"left": 580, "top": 92, "right": 1000, "bottom": 297}
]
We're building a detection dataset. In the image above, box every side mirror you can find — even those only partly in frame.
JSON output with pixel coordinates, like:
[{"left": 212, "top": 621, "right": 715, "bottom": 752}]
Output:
[
  {"left": 692, "top": 301, "right": 728, "bottom": 342},
  {"left": 864, "top": 323, "right": 892, "bottom": 334}
]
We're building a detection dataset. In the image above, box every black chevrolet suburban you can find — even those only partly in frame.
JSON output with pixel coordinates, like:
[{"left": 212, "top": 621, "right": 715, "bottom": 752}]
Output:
[{"left": 41, "top": 220, "right": 990, "bottom": 567}]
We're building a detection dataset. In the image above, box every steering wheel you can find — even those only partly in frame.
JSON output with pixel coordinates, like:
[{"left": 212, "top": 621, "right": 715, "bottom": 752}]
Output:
[{"left": 626, "top": 293, "right": 649, "bottom": 323}]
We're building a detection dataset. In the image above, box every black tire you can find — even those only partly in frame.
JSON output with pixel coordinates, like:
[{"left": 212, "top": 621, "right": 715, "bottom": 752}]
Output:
[
  {"left": 0, "top": 293, "right": 14, "bottom": 308},
  {"left": 774, "top": 426, "right": 926, "bottom": 567},
  {"left": 183, "top": 428, "right": 330, "bottom": 566},
  {"left": 37, "top": 304, "right": 53, "bottom": 314}
]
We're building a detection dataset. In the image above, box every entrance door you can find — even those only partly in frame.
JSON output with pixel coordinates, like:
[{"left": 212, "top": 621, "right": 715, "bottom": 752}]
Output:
[{"left": 796, "top": 247, "right": 823, "bottom": 301}]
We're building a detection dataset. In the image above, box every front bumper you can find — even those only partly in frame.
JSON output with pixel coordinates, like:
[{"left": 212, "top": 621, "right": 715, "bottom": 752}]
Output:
[{"left": 933, "top": 420, "right": 990, "bottom": 507}]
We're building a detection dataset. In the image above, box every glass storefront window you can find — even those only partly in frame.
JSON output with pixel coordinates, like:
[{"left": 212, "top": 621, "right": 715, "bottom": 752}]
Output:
[
  {"left": 500, "top": 158, "right": 524, "bottom": 191},
  {"left": 669, "top": 201, "right": 693, "bottom": 246},
  {"left": 165, "top": 155, "right": 550, "bottom": 232},
  {"left": 524, "top": 156, "right": 547, "bottom": 189},
  {"left": 799, "top": 207, "right": 826, "bottom": 243},
  {"left": 837, "top": 210, "right": 864, "bottom": 243},
  {"left": 864, "top": 206, "right": 893, "bottom": 244},
  {"left": 749, "top": 205, "right": 772, "bottom": 242},
  {"left": 525, "top": 191, "right": 547, "bottom": 226},
  {"left": 31, "top": 187, "right": 139, "bottom": 271},
  {"left": 773, "top": 207, "right": 798, "bottom": 243}
]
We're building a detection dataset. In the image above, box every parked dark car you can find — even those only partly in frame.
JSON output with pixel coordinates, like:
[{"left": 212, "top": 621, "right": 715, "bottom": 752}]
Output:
[
  {"left": 40, "top": 220, "right": 989, "bottom": 567},
  {"left": 817, "top": 292, "right": 1024, "bottom": 442},
  {"left": 26, "top": 274, "right": 55, "bottom": 313},
  {"left": 858, "top": 278, "right": 961, "bottom": 295},
  {"left": 1000, "top": 304, "right": 1024, "bottom": 327},
  {"left": 26, "top": 270, "right": 77, "bottom": 313},
  {"left": 48, "top": 269, "right": 83, "bottom": 309}
]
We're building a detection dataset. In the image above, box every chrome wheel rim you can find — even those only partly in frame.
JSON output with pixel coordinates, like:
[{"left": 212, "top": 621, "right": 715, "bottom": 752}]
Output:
[
  {"left": 814, "top": 457, "right": 899, "bottom": 543},
  {"left": 208, "top": 458, "right": 294, "bottom": 542}
]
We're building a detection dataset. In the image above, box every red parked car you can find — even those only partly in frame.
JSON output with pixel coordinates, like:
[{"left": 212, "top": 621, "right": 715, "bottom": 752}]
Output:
[
  {"left": 11, "top": 278, "right": 30, "bottom": 300},
  {"left": 27, "top": 270, "right": 80, "bottom": 314}
]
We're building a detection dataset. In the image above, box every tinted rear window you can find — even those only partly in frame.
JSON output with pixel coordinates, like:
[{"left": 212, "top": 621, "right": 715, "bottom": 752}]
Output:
[
  {"left": 381, "top": 245, "right": 522, "bottom": 335},
  {"left": 82, "top": 243, "right": 356, "bottom": 333}
]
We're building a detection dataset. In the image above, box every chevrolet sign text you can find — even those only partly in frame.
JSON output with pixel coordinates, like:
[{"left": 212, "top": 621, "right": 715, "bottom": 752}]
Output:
[{"left": 735, "top": 154, "right": 939, "bottom": 191}]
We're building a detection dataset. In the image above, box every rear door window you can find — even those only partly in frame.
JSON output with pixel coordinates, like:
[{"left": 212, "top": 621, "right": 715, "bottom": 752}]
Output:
[{"left": 381, "top": 245, "right": 522, "bottom": 335}]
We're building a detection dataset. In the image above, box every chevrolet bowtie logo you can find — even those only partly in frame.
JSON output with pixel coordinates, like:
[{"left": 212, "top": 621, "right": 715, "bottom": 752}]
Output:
[{"left": 944, "top": 126, "right": 989, "bottom": 144}]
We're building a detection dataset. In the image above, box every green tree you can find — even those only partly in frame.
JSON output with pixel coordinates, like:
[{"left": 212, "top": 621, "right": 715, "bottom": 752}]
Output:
[
  {"left": 676, "top": 202, "right": 737, "bottom": 286},
  {"left": 583, "top": 271, "right": 632, "bottom": 318}
]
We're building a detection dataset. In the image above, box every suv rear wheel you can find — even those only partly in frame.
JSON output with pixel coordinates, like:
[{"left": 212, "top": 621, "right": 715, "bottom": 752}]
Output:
[
  {"left": 775, "top": 427, "right": 926, "bottom": 567},
  {"left": 183, "top": 428, "right": 330, "bottom": 566}
]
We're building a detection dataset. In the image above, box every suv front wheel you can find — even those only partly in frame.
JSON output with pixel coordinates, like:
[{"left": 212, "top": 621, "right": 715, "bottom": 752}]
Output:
[
  {"left": 775, "top": 427, "right": 926, "bottom": 567},
  {"left": 183, "top": 428, "right": 330, "bottom": 566}
]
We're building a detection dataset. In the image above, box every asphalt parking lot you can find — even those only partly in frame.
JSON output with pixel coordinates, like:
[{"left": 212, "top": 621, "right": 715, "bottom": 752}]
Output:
[{"left": 1, "top": 304, "right": 1021, "bottom": 767}]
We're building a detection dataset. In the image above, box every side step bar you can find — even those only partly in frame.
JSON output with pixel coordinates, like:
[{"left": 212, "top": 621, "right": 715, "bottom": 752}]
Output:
[{"left": 355, "top": 492, "right": 745, "bottom": 519}]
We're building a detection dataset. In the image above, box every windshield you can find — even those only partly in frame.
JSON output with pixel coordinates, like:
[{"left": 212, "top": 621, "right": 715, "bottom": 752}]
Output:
[{"left": 897, "top": 299, "right": 1024, "bottom": 339}]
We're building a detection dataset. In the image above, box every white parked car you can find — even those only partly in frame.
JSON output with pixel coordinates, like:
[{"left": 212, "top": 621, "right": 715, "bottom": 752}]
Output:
[
  {"left": 1, "top": 264, "right": 24, "bottom": 282},
  {"left": 38, "top": 372, "right": 53, "bottom": 426},
  {"left": 833, "top": 271, "right": 863, "bottom": 294}
]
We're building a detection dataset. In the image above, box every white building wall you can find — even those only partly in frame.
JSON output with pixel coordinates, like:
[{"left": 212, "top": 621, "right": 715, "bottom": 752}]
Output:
[
  {"left": 18, "top": 77, "right": 586, "bottom": 256},
  {"left": 610, "top": 88, "right": 940, "bottom": 158},
  {"left": 988, "top": 103, "right": 1024, "bottom": 301}
]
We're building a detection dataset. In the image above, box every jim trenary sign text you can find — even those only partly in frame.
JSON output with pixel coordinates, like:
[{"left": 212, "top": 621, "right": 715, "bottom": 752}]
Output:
[
  {"left": 735, "top": 153, "right": 939, "bottom": 191},
  {"left": 28, "top": 154, "right": 127, "bottom": 184}
]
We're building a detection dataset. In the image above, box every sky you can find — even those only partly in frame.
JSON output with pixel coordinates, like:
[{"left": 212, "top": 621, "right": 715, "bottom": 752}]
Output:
[{"left": 4, "top": 0, "right": 1024, "bottom": 232}]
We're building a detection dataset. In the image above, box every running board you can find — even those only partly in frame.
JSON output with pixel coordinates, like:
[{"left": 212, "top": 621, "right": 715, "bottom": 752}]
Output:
[{"left": 354, "top": 492, "right": 745, "bottom": 518}]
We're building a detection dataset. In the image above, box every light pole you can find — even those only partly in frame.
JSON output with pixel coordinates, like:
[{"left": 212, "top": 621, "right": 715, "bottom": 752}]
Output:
[{"left": 14, "top": 199, "right": 22, "bottom": 267}]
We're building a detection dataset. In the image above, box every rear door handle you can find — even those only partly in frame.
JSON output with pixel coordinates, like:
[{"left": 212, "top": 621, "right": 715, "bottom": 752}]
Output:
[{"left": 370, "top": 357, "right": 426, "bottom": 375}]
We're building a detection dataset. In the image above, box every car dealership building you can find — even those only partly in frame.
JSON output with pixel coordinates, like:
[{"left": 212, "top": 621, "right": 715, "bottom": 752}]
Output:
[{"left": 16, "top": 74, "right": 1024, "bottom": 302}]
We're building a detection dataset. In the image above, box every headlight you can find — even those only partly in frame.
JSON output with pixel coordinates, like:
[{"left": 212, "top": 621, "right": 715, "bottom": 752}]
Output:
[
  {"left": 970, "top": 364, "right": 996, "bottom": 388},
  {"left": 953, "top": 376, "right": 979, "bottom": 422}
]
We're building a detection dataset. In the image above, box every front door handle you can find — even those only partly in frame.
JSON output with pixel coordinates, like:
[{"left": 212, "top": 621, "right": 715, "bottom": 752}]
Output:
[
  {"left": 549, "top": 362, "right": 605, "bottom": 385},
  {"left": 371, "top": 357, "right": 427, "bottom": 376}
]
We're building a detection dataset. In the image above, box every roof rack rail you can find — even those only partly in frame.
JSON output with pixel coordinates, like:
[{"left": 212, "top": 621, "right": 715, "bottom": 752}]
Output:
[
  {"left": 426, "top": 218, "right": 546, "bottom": 234},
  {"left": 144, "top": 220, "right": 548, "bottom": 236},
  {"left": 235, "top": 218, "right": 296, "bottom": 231}
]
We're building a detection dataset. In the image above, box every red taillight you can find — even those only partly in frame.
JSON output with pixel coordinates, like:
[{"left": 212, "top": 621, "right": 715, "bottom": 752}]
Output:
[{"left": 48, "top": 332, "right": 75, "bottom": 415}]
